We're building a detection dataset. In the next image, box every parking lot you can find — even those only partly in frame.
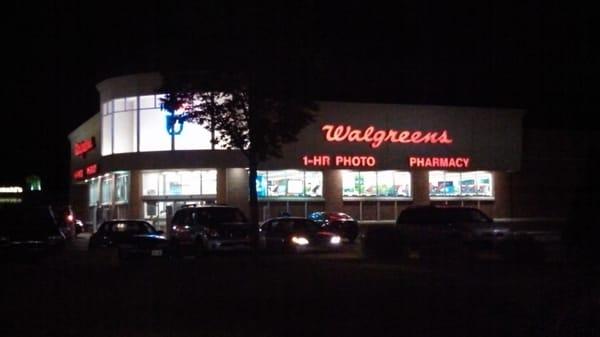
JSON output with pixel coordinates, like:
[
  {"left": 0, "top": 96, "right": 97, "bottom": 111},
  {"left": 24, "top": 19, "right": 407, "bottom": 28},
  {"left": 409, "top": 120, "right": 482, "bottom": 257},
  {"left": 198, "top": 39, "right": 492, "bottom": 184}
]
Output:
[{"left": 2, "top": 233, "right": 598, "bottom": 337}]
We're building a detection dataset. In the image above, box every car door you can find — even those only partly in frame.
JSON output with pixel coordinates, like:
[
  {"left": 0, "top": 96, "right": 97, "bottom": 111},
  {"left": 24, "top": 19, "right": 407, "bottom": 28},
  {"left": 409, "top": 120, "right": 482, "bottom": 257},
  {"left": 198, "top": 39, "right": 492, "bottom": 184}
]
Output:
[
  {"left": 90, "top": 223, "right": 112, "bottom": 248},
  {"left": 264, "top": 220, "right": 287, "bottom": 250}
]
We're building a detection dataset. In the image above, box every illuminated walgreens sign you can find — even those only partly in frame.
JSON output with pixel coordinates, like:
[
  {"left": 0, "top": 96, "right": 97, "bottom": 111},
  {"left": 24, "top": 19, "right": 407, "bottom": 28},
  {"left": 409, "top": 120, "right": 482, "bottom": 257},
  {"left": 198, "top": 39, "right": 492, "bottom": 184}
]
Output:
[
  {"left": 322, "top": 125, "right": 453, "bottom": 149},
  {"left": 73, "top": 163, "right": 99, "bottom": 180},
  {"left": 74, "top": 138, "right": 96, "bottom": 157},
  {"left": 409, "top": 157, "right": 471, "bottom": 169}
]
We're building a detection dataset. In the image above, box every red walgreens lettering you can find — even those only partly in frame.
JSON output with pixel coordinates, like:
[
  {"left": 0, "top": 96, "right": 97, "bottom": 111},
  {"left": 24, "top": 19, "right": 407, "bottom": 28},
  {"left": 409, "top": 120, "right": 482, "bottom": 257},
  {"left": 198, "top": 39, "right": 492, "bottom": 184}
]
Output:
[{"left": 321, "top": 125, "right": 453, "bottom": 148}]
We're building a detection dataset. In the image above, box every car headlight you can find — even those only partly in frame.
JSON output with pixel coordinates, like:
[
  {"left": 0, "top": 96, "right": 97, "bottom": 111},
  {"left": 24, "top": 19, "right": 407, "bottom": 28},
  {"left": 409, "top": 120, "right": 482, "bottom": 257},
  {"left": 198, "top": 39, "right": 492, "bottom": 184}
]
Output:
[
  {"left": 291, "top": 236, "right": 309, "bottom": 245},
  {"left": 330, "top": 236, "right": 341, "bottom": 245}
]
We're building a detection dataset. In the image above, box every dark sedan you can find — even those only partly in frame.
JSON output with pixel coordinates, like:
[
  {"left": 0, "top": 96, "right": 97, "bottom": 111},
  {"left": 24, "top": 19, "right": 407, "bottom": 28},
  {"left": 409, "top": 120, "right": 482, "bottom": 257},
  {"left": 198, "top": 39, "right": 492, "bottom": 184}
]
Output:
[
  {"left": 308, "top": 211, "right": 359, "bottom": 243},
  {"left": 89, "top": 220, "right": 170, "bottom": 259},
  {"left": 259, "top": 217, "right": 342, "bottom": 253}
]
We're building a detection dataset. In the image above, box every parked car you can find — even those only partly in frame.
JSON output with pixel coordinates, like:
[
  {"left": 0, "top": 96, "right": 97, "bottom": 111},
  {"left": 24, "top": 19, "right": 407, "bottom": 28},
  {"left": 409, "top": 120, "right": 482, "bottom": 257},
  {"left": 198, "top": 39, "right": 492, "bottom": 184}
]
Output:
[
  {"left": 88, "top": 220, "right": 169, "bottom": 259},
  {"left": 52, "top": 205, "right": 78, "bottom": 240},
  {"left": 259, "top": 216, "right": 342, "bottom": 253},
  {"left": 170, "top": 205, "right": 253, "bottom": 255},
  {"left": 0, "top": 204, "right": 66, "bottom": 258},
  {"left": 395, "top": 206, "right": 512, "bottom": 259},
  {"left": 308, "top": 211, "right": 359, "bottom": 243},
  {"left": 362, "top": 206, "right": 513, "bottom": 261}
]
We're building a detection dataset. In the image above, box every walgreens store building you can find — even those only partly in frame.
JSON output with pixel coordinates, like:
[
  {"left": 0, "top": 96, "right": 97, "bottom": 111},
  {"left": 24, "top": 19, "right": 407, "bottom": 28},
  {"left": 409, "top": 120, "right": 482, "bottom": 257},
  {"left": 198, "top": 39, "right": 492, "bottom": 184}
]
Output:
[{"left": 69, "top": 73, "right": 525, "bottom": 231}]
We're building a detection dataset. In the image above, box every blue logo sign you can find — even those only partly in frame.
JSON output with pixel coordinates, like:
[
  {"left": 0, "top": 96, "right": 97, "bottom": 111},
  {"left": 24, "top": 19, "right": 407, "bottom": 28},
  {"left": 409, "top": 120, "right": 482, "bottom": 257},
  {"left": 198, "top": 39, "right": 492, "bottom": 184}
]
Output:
[
  {"left": 166, "top": 113, "right": 185, "bottom": 136},
  {"left": 162, "top": 103, "right": 186, "bottom": 136}
]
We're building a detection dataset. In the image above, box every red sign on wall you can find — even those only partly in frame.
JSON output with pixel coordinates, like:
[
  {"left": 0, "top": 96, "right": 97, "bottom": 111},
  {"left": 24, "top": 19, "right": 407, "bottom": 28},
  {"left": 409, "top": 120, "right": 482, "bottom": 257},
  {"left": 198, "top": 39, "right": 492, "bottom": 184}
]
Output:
[
  {"left": 73, "top": 169, "right": 84, "bottom": 180},
  {"left": 408, "top": 156, "right": 471, "bottom": 169},
  {"left": 85, "top": 164, "right": 98, "bottom": 176},
  {"left": 302, "top": 155, "right": 376, "bottom": 168},
  {"left": 322, "top": 125, "right": 453, "bottom": 149},
  {"left": 73, "top": 163, "right": 99, "bottom": 181},
  {"left": 74, "top": 138, "right": 96, "bottom": 157}
]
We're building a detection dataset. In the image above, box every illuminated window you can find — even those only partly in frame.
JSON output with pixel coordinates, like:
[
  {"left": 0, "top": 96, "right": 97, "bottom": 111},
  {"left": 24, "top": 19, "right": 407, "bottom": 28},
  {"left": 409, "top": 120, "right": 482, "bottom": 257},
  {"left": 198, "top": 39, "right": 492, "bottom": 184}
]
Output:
[
  {"left": 201, "top": 170, "right": 217, "bottom": 195},
  {"left": 174, "top": 121, "right": 213, "bottom": 150},
  {"left": 101, "top": 176, "right": 113, "bottom": 204},
  {"left": 113, "top": 98, "right": 125, "bottom": 112},
  {"left": 115, "top": 173, "right": 129, "bottom": 203},
  {"left": 139, "top": 108, "right": 172, "bottom": 152},
  {"left": 213, "top": 130, "right": 230, "bottom": 150},
  {"left": 142, "top": 173, "right": 162, "bottom": 196},
  {"left": 101, "top": 114, "right": 112, "bottom": 156},
  {"left": 89, "top": 179, "right": 100, "bottom": 206},
  {"left": 377, "top": 171, "right": 411, "bottom": 197},
  {"left": 125, "top": 96, "right": 137, "bottom": 111},
  {"left": 142, "top": 170, "right": 217, "bottom": 196},
  {"left": 256, "top": 170, "right": 323, "bottom": 198},
  {"left": 113, "top": 110, "right": 137, "bottom": 153},
  {"left": 342, "top": 171, "right": 412, "bottom": 198},
  {"left": 101, "top": 95, "right": 234, "bottom": 154},
  {"left": 139, "top": 95, "right": 156, "bottom": 109},
  {"left": 429, "top": 171, "right": 493, "bottom": 198}
]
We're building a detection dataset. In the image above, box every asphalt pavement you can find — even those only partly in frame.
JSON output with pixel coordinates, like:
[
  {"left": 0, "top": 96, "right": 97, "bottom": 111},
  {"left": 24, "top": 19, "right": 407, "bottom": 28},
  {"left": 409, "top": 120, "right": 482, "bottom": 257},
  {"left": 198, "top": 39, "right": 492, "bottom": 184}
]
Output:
[{"left": 1, "top": 234, "right": 598, "bottom": 337}]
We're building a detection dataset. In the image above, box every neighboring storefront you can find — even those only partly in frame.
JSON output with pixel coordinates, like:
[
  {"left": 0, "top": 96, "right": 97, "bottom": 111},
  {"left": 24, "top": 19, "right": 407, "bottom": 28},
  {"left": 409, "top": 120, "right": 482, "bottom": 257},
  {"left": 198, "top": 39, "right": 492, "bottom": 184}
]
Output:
[{"left": 69, "top": 72, "right": 526, "bottom": 231}]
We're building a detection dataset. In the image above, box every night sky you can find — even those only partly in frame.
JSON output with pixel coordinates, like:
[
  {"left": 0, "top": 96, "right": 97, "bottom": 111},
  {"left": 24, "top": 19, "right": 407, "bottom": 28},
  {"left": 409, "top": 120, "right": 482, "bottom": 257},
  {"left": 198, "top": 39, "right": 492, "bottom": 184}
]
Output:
[{"left": 3, "top": 1, "right": 594, "bottom": 196}]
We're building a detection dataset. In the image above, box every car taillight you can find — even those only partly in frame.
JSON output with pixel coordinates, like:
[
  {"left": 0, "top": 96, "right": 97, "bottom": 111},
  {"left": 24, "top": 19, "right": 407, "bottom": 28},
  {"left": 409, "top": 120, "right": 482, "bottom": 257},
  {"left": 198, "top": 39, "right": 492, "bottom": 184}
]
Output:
[
  {"left": 208, "top": 228, "right": 220, "bottom": 238},
  {"left": 67, "top": 214, "right": 74, "bottom": 222}
]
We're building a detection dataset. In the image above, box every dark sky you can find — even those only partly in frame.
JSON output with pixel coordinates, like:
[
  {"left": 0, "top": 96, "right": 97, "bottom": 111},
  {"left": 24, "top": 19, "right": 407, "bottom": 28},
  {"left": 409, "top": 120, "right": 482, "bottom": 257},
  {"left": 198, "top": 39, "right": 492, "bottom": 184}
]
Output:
[{"left": 3, "top": 1, "right": 595, "bottom": 194}]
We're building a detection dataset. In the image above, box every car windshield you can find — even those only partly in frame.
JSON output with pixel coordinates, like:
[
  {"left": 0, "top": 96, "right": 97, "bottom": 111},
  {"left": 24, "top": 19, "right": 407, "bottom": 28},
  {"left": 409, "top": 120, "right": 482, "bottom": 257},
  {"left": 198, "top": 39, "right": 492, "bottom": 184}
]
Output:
[
  {"left": 442, "top": 208, "right": 492, "bottom": 224},
  {"left": 198, "top": 208, "right": 247, "bottom": 223},
  {"left": 107, "top": 221, "right": 154, "bottom": 235},
  {"left": 0, "top": 205, "right": 56, "bottom": 228},
  {"left": 398, "top": 207, "right": 492, "bottom": 225},
  {"left": 291, "top": 219, "right": 320, "bottom": 232}
]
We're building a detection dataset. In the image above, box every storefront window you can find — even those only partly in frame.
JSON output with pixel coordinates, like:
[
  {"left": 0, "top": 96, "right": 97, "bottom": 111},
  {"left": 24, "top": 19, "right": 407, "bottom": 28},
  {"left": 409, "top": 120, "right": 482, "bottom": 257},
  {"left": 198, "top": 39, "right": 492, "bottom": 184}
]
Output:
[
  {"left": 139, "top": 108, "right": 172, "bottom": 152},
  {"left": 429, "top": 171, "right": 493, "bottom": 198},
  {"left": 139, "top": 95, "right": 156, "bottom": 109},
  {"left": 89, "top": 179, "right": 100, "bottom": 206},
  {"left": 256, "top": 170, "right": 323, "bottom": 198},
  {"left": 101, "top": 95, "right": 233, "bottom": 154},
  {"left": 113, "top": 98, "right": 125, "bottom": 112},
  {"left": 142, "top": 173, "right": 162, "bottom": 196},
  {"left": 125, "top": 96, "right": 137, "bottom": 111},
  {"left": 142, "top": 170, "right": 217, "bottom": 196},
  {"left": 101, "top": 176, "right": 113, "bottom": 204},
  {"left": 377, "top": 171, "right": 411, "bottom": 197},
  {"left": 113, "top": 110, "right": 137, "bottom": 153},
  {"left": 115, "top": 173, "right": 129, "bottom": 203},
  {"left": 174, "top": 121, "right": 212, "bottom": 150},
  {"left": 342, "top": 171, "right": 412, "bottom": 198},
  {"left": 101, "top": 114, "right": 112, "bottom": 156},
  {"left": 201, "top": 170, "right": 217, "bottom": 195}
]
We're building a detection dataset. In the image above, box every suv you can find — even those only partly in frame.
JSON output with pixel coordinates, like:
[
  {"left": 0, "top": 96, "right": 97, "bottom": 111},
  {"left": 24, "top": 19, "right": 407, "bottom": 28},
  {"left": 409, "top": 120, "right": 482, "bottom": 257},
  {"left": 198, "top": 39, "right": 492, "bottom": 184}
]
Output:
[
  {"left": 0, "top": 204, "right": 66, "bottom": 258},
  {"left": 363, "top": 206, "right": 512, "bottom": 260},
  {"left": 170, "top": 205, "right": 252, "bottom": 255},
  {"left": 397, "top": 206, "right": 511, "bottom": 256}
]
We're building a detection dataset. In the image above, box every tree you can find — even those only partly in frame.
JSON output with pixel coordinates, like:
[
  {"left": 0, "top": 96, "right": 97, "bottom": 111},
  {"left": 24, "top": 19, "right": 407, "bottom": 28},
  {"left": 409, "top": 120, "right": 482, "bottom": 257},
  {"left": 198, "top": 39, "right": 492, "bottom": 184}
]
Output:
[{"left": 161, "top": 71, "right": 317, "bottom": 239}]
